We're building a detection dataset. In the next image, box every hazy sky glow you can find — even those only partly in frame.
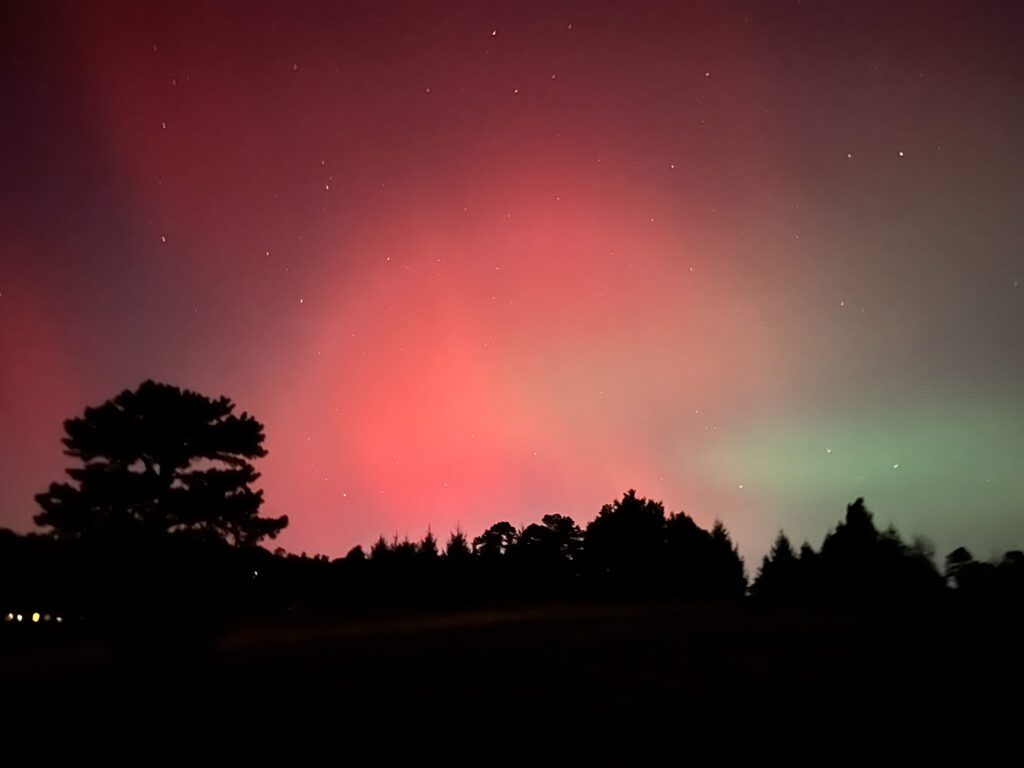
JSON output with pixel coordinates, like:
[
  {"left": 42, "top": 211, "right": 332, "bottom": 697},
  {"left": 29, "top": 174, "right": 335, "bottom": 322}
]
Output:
[{"left": 2, "top": 1, "right": 1023, "bottom": 563}]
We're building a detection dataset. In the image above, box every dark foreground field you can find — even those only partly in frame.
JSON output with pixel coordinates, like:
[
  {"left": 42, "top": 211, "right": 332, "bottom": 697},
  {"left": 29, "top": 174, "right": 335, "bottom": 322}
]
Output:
[{"left": 3, "top": 601, "right": 1021, "bottom": 763}]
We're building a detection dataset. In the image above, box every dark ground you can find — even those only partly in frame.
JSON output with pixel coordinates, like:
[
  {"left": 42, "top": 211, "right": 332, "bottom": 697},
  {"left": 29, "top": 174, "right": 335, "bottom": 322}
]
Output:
[{"left": 2, "top": 601, "right": 1020, "bottom": 764}]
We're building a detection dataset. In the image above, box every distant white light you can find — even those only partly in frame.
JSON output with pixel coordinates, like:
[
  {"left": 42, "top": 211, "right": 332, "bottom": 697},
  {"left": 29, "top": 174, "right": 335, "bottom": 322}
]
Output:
[
  {"left": 16, "top": 614, "right": 23, "bottom": 622},
  {"left": 253, "top": 570, "right": 259, "bottom": 577},
  {"left": 31, "top": 612, "right": 40, "bottom": 623},
  {"left": 898, "top": 150, "right": 905, "bottom": 157},
  {"left": 893, "top": 463, "right": 900, "bottom": 469},
  {"left": 56, "top": 616, "right": 63, "bottom": 623},
  {"left": 4, "top": 612, "right": 12, "bottom": 622}
]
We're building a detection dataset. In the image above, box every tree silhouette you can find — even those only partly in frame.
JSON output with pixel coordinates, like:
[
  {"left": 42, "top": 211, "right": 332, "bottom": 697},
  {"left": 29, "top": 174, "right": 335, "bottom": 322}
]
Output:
[
  {"left": 541, "top": 513, "right": 584, "bottom": 563},
  {"left": 584, "top": 489, "right": 666, "bottom": 586},
  {"left": 34, "top": 380, "right": 287, "bottom": 546},
  {"left": 709, "top": 520, "right": 747, "bottom": 596},
  {"left": 817, "top": 498, "right": 942, "bottom": 599},
  {"left": 473, "top": 521, "right": 519, "bottom": 561},
  {"left": 752, "top": 532, "right": 801, "bottom": 599},
  {"left": 443, "top": 527, "right": 472, "bottom": 564},
  {"left": 513, "top": 514, "right": 583, "bottom": 589},
  {"left": 662, "top": 511, "right": 746, "bottom": 597},
  {"left": 419, "top": 528, "right": 440, "bottom": 561}
]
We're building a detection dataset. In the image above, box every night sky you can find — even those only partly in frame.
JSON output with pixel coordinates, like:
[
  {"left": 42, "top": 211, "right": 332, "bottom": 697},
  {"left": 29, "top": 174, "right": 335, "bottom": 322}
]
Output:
[{"left": 2, "top": 1, "right": 1023, "bottom": 564}]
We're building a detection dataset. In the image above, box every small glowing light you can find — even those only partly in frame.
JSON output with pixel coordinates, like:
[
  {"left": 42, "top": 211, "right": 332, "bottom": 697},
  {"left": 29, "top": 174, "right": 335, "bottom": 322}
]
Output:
[
  {"left": 826, "top": 448, "right": 832, "bottom": 454},
  {"left": 846, "top": 152, "right": 852, "bottom": 159},
  {"left": 491, "top": 29, "right": 497, "bottom": 36},
  {"left": 252, "top": 570, "right": 259, "bottom": 578},
  {"left": 161, "top": 235, "right": 167, "bottom": 243},
  {"left": 56, "top": 616, "right": 63, "bottom": 623},
  {"left": 43, "top": 614, "right": 52, "bottom": 622},
  {"left": 292, "top": 63, "right": 299, "bottom": 71},
  {"left": 738, "top": 484, "right": 744, "bottom": 489},
  {"left": 4, "top": 612, "right": 12, "bottom": 622},
  {"left": 16, "top": 614, "right": 23, "bottom": 622},
  {"left": 893, "top": 463, "right": 900, "bottom": 470},
  {"left": 898, "top": 150, "right": 904, "bottom": 157},
  {"left": 161, "top": 121, "right": 167, "bottom": 130},
  {"left": 31, "top": 612, "right": 40, "bottom": 623}
]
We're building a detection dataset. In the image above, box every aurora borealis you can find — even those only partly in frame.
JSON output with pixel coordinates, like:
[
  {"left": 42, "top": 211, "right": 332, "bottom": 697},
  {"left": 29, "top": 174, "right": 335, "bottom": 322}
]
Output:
[{"left": 1, "top": 1, "right": 1022, "bottom": 563}]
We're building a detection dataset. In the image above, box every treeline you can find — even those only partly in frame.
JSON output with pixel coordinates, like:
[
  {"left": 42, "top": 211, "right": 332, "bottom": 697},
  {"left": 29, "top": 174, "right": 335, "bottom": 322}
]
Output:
[
  {"left": 4, "top": 491, "right": 1021, "bottom": 629},
  {"left": 274, "top": 494, "right": 1022, "bottom": 609}
]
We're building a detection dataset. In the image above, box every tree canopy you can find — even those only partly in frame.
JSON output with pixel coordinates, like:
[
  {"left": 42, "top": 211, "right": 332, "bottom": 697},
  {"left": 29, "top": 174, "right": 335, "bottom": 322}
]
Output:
[{"left": 34, "top": 380, "right": 287, "bottom": 547}]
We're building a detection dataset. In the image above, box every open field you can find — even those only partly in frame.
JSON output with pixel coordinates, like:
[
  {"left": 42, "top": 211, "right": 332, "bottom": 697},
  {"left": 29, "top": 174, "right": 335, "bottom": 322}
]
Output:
[{"left": 3, "top": 601, "right": 1020, "bottom": 763}]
